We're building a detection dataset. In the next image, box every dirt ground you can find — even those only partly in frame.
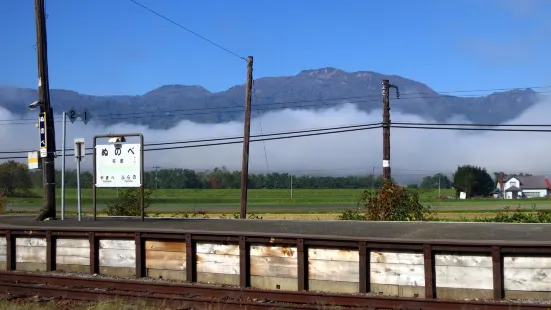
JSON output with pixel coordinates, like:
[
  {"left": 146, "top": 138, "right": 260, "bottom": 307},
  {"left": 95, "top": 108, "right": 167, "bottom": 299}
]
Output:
[{"left": 0, "top": 295, "right": 228, "bottom": 310}]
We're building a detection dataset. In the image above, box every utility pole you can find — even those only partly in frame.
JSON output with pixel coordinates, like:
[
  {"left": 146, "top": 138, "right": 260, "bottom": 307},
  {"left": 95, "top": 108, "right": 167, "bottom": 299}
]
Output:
[
  {"left": 381, "top": 80, "right": 399, "bottom": 180},
  {"left": 371, "top": 166, "right": 375, "bottom": 190},
  {"left": 153, "top": 165, "right": 160, "bottom": 200},
  {"left": 35, "top": 0, "right": 57, "bottom": 221},
  {"left": 438, "top": 175, "right": 441, "bottom": 197},
  {"left": 240, "top": 56, "right": 253, "bottom": 219}
]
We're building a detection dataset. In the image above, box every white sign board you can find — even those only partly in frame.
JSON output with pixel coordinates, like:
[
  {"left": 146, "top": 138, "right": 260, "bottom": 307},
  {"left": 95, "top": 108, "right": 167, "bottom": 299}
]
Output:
[
  {"left": 74, "top": 138, "right": 85, "bottom": 162},
  {"left": 27, "top": 151, "right": 39, "bottom": 170},
  {"left": 95, "top": 143, "right": 141, "bottom": 188}
]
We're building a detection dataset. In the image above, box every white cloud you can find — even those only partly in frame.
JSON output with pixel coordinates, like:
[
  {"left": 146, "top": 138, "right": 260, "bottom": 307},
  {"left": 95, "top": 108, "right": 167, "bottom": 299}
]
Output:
[{"left": 1, "top": 95, "right": 551, "bottom": 184}]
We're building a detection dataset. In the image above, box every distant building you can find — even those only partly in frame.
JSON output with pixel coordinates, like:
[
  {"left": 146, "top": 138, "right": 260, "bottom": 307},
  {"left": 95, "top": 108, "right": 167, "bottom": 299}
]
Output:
[{"left": 495, "top": 175, "right": 551, "bottom": 199}]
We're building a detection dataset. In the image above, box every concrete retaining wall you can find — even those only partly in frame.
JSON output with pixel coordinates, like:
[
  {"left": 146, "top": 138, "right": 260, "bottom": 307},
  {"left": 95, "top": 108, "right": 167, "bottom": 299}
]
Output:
[{"left": 0, "top": 235, "right": 550, "bottom": 300}]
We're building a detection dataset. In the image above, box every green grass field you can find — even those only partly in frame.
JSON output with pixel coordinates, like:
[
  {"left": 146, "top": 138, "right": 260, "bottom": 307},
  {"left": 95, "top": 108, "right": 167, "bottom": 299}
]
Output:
[{"left": 7, "top": 189, "right": 551, "bottom": 208}]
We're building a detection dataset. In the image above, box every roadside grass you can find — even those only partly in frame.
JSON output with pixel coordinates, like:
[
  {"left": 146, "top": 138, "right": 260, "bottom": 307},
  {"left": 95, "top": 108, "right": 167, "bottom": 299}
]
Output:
[
  {"left": 4, "top": 207, "right": 551, "bottom": 216},
  {"left": 6, "top": 188, "right": 551, "bottom": 208},
  {"left": 0, "top": 209, "right": 521, "bottom": 221}
]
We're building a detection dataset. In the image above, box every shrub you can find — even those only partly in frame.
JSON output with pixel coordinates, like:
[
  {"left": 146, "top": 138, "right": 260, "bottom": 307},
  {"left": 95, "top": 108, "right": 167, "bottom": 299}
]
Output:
[
  {"left": 177, "top": 210, "right": 210, "bottom": 219},
  {"left": 341, "top": 179, "right": 435, "bottom": 221},
  {"left": 224, "top": 213, "right": 263, "bottom": 219},
  {"left": 472, "top": 207, "right": 551, "bottom": 223},
  {"left": 0, "top": 189, "right": 5, "bottom": 214},
  {"left": 105, "top": 188, "right": 154, "bottom": 216},
  {"left": 338, "top": 209, "right": 367, "bottom": 220}
]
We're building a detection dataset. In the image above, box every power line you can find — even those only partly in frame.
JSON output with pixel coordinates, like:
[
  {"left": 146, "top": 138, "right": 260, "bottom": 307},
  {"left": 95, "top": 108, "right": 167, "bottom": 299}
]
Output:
[
  {"left": 5, "top": 119, "right": 551, "bottom": 157},
  {"left": 0, "top": 123, "right": 381, "bottom": 160},
  {"left": 0, "top": 122, "right": 383, "bottom": 156},
  {"left": 391, "top": 125, "right": 551, "bottom": 132},
  {"left": 101, "top": 87, "right": 548, "bottom": 122},
  {"left": 0, "top": 94, "right": 387, "bottom": 124},
  {"left": 3, "top": 121, "right": 551, "bottom": 162},
  {"left": 0, "top": 86, "right": 549, "bottom": 125},
  {"left": 29, "top": 164, "right": 551, "bottom": 176},
  {"left": 4, "top": 119, "right": 551, "bottom": 157},
  {"left": 253, "top": 80, "right": 271, "bottom": 174},
  {"left": 400, "top": 85, "right": 551, "bottom": 96},
  {"left": 393, "top": 122, "right": 551, "bottom": 127},
  {"left": 128, "top": 0, "right": 247, "bottom": 61},
  {"left": 91, "top": 87, "right": 547, "bottom": 120}
]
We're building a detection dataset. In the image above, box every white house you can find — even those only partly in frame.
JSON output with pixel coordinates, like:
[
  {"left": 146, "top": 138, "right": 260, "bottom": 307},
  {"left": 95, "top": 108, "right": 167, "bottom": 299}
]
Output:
[{"left": 496, "top": 175, "right": 551, "bottom": 199}]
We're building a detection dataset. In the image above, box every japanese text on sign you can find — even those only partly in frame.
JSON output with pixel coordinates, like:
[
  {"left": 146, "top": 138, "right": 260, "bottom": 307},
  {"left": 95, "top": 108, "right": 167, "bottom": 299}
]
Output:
[
  {"left": 38, "top": 112, "right": 47, "bottom": 157},
  {"left": 95, "top": 143, "right": 141, "bottom": 188}
]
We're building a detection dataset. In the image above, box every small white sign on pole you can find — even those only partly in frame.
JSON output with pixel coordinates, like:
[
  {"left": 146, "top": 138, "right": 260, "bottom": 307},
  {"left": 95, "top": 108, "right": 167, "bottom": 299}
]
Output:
[
  {"left": 74, "top": 138, "right": 85, "bottom": 162},
  {"left": 27, "top": 151, "right": 40, "bottom": 170},
  {"left": 95, "top": 143, "right": 141, "bottom": 188}
]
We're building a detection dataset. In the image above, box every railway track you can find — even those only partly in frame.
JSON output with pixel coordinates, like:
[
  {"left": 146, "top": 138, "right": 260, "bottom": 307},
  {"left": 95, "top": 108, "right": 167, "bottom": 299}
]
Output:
[{"left": 0, "top": 272, "right": 548, "bottom": 310}]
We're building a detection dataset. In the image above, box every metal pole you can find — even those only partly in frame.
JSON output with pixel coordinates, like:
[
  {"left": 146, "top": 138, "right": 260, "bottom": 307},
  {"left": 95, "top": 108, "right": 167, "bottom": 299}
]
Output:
[
  {"left": 76, "top": 142, "right": 82, "bottom": 221},
  {"left": 290, "top": 174, "right": 293, "bottom": 199},
  {"left": 61, "top": 112, "right": 66, "bottom": 220}
]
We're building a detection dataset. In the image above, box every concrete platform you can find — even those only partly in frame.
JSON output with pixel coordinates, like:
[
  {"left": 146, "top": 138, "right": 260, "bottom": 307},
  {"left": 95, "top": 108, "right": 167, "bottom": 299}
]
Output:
[
  {"left": 0, "top": 215, "right": 550, "bottom": 243},
  {"left": 2, "top": 215, "right": 551, "bottom": 301}
]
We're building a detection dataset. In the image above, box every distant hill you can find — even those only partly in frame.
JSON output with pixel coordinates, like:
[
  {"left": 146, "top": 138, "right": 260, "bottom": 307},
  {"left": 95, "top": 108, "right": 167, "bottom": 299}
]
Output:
[{"left": 0, "top": 67, "right": 540, "bottom": 129}]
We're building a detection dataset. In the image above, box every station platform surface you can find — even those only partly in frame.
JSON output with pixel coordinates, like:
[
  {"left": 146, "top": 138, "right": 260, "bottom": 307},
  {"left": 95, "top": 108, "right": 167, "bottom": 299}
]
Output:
[{"left": 0, "top": 214, "right": 549, "bottom": 244}]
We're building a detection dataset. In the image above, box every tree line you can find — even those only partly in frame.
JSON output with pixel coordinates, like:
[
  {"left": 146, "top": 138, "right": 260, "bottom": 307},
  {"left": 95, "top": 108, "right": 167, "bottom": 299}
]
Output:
[
  {"left": 52, "top": 167, "right": 394, "bottom": 190},
  {"left": 0, "top": 160, "right": 533, "bottom": 198},
  {"left": 1, "top": 162, "right": 395, "bottom": 192}
]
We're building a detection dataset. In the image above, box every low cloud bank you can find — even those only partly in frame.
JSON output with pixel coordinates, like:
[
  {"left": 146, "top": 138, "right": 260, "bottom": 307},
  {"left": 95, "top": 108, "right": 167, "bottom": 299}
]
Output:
[{"left": 1, "top": 95, "right": 550, "bottom": 184}]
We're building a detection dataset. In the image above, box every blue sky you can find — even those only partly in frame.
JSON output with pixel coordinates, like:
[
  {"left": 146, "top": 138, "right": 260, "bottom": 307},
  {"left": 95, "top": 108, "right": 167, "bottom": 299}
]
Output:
[{"left": 1, "top": 0, "right": 550, "bottom": 96}]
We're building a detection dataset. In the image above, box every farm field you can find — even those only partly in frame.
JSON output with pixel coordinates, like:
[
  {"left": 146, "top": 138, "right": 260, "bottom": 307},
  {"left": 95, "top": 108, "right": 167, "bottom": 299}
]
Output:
[{"left": 5, "top": 188, "right": 551, "bottom": 213}]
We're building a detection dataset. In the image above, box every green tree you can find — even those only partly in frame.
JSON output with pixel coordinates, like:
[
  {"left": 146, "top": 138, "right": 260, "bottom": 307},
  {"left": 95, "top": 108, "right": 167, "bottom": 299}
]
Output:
[
  {"left": 46, "top": 166, "right": 400, "bottom": 190},
  {"left": 452, "top": 165, "right": 494, "bottom": 198},
  {"left": 0, "top": 161, "right": 33, "bottom": 196},
  {"left": 419, "top": 173, "right": 452, "bottom": 189}
]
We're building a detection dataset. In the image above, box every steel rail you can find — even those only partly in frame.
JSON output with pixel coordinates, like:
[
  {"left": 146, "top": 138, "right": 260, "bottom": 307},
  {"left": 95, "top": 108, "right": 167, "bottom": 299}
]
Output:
[
  {"left": 0, "top": 282, "right": 311, "bottom": 310},
  {"left": 0, "top": 272, "right": 548, "bottom": 310}
]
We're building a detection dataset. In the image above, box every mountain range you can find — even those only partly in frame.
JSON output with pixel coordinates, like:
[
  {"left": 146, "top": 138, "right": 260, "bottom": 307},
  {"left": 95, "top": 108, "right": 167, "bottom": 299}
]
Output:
[{"left": 0, "top": 68, "right": 540, "bottom": 129}]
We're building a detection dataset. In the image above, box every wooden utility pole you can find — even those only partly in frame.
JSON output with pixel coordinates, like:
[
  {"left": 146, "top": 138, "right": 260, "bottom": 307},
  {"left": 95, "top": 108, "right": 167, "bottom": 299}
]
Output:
[
  {"left": 381, "top": 79, "right": 399, "bottom": 180},
  {"left": 240, "top": 56, "right": 253, "bottom": 219},
  {"left": 34, "top": 0, "right": 57, "bottom": 221}
]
